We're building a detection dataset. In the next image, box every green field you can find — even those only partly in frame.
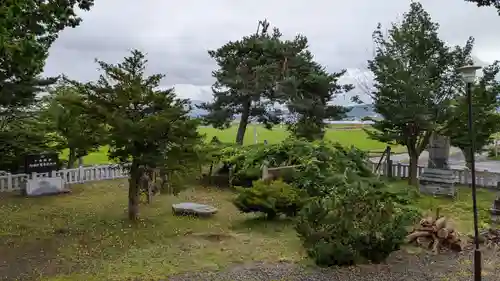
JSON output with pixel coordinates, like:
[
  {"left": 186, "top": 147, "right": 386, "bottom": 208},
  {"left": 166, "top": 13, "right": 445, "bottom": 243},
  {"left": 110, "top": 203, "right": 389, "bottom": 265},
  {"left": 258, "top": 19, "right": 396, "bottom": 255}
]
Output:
[{"left": 68, "top": 125, "right": 404, "bottom": 165}]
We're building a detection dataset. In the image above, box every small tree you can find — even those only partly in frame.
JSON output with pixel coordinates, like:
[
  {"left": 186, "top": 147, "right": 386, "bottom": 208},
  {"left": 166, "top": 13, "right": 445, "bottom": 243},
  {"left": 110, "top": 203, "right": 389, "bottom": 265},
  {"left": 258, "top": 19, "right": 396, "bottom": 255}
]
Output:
[
  {"left": 42, "top": 82, "right": 106, "bottom": 168},
  {"left": 78, "top": 50, "right": 202, "bottom": 221},
  {"left": 200, "top": 19, "right": 309, "bottom": 144},
  {"left": 366, "top": 2, "right": 473, "bottom": 185},
  {"left": 442, "top": 61, "right": 500, "bottom": 168}
]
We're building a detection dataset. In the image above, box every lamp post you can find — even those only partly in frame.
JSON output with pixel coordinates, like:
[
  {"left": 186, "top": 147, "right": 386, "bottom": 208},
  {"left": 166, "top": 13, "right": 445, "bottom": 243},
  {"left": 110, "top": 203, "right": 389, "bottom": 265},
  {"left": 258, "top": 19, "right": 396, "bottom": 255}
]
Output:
[{"left": 457, "top": 64, "right": 482, "bottom": 281}]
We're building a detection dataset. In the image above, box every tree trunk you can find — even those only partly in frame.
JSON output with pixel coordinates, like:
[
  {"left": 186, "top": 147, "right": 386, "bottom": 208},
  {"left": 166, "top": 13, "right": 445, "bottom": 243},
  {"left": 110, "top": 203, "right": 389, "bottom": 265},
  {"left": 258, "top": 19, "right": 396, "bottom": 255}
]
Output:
[
  {"left": 235, "top": 100, "right": 251, "bottom": 145},
  {"left": 408, "top": 148, "right": 419, "bottom": 186},
  {"left": 128, "top": 160, "right": 141, "bottom": 221},
  {"left": 461, "top": 148, "right": 473, "bottom": 170},
  {"left": 67, "top": 148, "right": 77, "bottom": 169}
]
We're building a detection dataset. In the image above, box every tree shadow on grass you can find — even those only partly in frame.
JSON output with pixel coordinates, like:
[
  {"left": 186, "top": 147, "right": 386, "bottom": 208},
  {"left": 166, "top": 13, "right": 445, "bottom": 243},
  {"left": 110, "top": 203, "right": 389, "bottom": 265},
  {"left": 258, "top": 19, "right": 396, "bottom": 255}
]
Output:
[{"left": 230, "top": 215, "right": 297, "bottom": 235}]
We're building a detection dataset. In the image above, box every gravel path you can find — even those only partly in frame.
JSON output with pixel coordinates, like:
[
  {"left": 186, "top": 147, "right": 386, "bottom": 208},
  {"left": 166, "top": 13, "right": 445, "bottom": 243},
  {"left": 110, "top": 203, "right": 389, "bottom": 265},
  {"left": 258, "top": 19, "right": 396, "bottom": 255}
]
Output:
[{"left": 167, "top": 250, "right": 500, "bottom": 281}]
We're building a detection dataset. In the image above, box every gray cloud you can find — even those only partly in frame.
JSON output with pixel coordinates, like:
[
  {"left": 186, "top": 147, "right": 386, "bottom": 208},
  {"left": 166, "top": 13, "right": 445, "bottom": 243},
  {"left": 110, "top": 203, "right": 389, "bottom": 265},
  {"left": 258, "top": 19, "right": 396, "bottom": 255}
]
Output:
[{"left": 44, "top": 0, "right": 500, "bottom": 105}]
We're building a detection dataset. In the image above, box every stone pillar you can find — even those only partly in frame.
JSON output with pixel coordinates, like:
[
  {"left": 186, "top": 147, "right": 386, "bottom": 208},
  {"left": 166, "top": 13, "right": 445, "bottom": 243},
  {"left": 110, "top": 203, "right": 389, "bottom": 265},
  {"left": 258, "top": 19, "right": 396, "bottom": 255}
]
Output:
[
  {"left": 419, "top": 132, "right": 457, "bottom": 197},
  {"left": 427, "top": 134, "right": 450, "bottom": 169}
]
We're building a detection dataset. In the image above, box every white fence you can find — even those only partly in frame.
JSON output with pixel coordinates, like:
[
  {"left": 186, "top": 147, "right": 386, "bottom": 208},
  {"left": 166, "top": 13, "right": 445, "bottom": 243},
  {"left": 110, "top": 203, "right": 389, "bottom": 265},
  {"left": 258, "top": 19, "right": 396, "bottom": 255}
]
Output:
[
  {"left": 1, "top": 161, "right": 499, "bottom": 192},
  {"left": 0, "top": 164, "right": 130, "bottom": 192},
  {"left": 370, "top": 162, "right": 500, "bottom": 188}
]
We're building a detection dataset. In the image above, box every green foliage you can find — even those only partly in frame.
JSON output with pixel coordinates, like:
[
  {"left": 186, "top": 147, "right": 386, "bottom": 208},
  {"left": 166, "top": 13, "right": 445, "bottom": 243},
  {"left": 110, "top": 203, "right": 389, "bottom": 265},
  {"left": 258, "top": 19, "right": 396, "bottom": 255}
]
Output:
[
  {"left": 74, "top": 50, "right": 203, "bottom": 220},
  {"left": 233, "top": 179, "right": 307, "bottom": 219},
  {"left": 282, "top": 55, "right": 353, "bottom": 140},
  {"left": 0, "top": 116, "right": 54, "bottom": 172},
  {"left": 75, "top": 50, "right": 202, "bottom": 168},
  {"left": 295, "top": 177, "right": 420, "bottom": 266},
  {"left": 212, "top": 138, "right": 373, "bottom": 196},
  {"left": 366, "top": 2, "right": 474, "bottom": 185},
  {"left": 465, "top": 0, "right": 500, "bottom": 14},
  {"left": 0, "top": 0, "right": 94, "bottom": 110},
  {"left": 41, "top": 81, "right": 106, "bottom": 167},
  {"left": 200, "top": 19, "right": 310, "bottom": 144},
  {"left": 442, "top": 61, "right": 500, "bottom": 163},
  {"left": 0, "top": 0, "right": 94, "bottom": 172}
]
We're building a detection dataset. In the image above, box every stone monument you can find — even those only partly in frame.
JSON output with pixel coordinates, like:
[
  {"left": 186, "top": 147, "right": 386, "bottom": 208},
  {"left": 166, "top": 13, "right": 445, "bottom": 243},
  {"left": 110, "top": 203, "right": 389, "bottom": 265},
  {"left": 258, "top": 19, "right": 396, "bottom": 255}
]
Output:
[
  {"left": 21, "top": 153, "right": 69, "bottom": 197},
  {"left": 419, "top": 133, "right": 457, "bottom": 197}
]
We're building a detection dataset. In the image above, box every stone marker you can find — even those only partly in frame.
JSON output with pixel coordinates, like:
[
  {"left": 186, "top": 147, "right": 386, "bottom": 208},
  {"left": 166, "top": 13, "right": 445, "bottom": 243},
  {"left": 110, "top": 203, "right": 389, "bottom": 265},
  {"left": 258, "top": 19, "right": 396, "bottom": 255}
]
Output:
[
  {"left": 419, "top": 133, "right": 457, "bottom": 197},
  {"left": 23, "top": 177, "right": 70, "bottom": 197},
  {"left": 172, "top": 202, "right": 218, "bottom": 217}
]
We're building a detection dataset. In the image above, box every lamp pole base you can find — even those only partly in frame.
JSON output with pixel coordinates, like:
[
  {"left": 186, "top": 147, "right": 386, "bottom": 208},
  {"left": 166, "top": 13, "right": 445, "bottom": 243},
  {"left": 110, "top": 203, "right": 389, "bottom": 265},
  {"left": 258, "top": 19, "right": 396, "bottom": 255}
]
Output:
[{"left": 474, "top": 249, "right": 482, "bottom": 281}]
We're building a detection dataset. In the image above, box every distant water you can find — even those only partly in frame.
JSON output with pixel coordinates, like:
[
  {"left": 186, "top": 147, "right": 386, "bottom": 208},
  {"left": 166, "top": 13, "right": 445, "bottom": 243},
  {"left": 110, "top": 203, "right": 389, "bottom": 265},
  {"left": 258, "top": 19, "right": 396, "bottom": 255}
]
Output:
[{"left": 189, "top": 100, "right": 378, "bottom": 121}]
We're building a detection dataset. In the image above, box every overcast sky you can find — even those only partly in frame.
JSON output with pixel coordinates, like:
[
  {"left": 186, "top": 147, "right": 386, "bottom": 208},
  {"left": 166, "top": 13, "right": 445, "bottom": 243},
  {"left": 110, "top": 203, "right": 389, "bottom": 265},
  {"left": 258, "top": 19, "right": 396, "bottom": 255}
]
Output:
[{"left": 43, "top": 0, "right": 500, "bottom": 105}]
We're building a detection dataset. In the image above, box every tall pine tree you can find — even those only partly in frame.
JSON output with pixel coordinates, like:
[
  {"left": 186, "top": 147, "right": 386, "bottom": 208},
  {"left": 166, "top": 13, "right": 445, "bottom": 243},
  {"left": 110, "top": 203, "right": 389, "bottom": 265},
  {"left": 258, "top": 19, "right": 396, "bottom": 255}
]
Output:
[
  {"left": 200, "top": 20, "right": 309, "bottom": 144},
  {"left": 77, "top": 50, "right": 202, "bottom": 221}
]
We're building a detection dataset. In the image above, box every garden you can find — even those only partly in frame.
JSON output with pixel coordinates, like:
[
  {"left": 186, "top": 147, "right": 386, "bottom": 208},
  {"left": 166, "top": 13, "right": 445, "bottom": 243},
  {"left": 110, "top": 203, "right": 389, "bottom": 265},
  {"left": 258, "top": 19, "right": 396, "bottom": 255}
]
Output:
[
  {"left": 3, "top": 1, "right": 500, "bottom": 280},
  {"left": 1, "top": 139, "right": 500, "bottom": 281}
]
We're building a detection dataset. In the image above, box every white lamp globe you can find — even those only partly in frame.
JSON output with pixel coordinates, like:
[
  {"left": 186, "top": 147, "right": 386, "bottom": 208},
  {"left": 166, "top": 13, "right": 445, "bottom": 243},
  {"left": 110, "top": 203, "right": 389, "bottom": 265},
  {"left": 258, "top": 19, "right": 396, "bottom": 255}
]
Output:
[{"left": 457, "top": 65, "right": 482, "bottom": 83}]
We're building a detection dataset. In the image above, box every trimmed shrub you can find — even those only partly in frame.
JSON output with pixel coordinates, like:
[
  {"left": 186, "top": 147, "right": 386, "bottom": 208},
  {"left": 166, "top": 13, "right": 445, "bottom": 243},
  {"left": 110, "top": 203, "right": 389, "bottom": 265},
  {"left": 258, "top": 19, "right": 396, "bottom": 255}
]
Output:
[
  {"left": 295, "top": 179, "right": 419, "bottom": 266},
  {"left": 233, "top": 179, "right": 306, "bottom": 219}
]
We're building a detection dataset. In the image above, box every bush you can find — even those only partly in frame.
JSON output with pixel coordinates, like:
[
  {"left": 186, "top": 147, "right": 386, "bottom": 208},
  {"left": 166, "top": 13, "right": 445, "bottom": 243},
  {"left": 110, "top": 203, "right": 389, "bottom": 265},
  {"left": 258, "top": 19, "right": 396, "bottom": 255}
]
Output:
[
  {"left": 295, "top": 179, "right": 419, "bottom": 266},
  {"left": 213, "top": 138, "right": 373, "bottom": 189},
  {"left": 233, "top": 179, "right": 306, "bottom": 219},
  {"left": 233, "top": 166, "right": 262, "bottom": 187}
]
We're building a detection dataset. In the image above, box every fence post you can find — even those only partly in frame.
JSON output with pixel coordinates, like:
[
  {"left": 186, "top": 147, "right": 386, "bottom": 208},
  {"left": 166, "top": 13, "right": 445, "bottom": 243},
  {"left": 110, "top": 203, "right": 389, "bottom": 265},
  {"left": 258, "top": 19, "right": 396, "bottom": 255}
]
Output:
[
  {"left": 396, "top": 163, "right": 402, "bottom": 178},
  {"left": 386, "top": 146, "right": 393, "bottom": 178},
  {"left": 7, "top": 173, "right": 12, "bottom": 191},
  {"left": 78, "top": 166, "right": 84, "bottom": 183}
]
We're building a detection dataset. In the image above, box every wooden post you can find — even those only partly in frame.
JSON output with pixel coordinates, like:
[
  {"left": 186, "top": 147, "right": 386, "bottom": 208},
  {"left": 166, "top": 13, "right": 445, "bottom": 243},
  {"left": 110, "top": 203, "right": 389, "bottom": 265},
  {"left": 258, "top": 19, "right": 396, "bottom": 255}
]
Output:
[
  {"left": 208, "top": 162, "right": 214, "bottom": 184},
  {"left": 386, "top": 146, "right": 393, "bottom": 178}
]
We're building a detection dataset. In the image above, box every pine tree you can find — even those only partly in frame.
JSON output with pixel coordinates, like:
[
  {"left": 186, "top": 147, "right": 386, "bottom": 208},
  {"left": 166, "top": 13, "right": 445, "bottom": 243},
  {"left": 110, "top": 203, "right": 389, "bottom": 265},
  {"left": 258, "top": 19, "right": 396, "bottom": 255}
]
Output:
[{"left": 77, "top": 50, "right": 202, "bottom": 221}]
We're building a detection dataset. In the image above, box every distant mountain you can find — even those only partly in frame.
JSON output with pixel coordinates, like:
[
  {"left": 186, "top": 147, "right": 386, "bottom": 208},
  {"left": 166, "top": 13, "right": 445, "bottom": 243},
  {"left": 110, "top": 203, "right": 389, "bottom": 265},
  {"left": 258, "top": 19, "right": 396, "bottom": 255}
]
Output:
[
  {"left": 188, "top": 100, "right": 208, "bottom": 118},
  {"left": 188, "top": 100, "right": 378, "bottom": 120},
  {"left": 345, "top": 104, "right": 378, "bottom": 120}
]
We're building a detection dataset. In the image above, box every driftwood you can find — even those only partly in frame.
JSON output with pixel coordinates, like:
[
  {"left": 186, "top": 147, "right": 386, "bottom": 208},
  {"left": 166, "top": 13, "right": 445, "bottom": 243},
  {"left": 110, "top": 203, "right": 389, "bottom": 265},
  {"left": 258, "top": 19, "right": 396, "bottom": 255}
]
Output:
[{"left": 407, "top": 209, "right": 463, "bottom": 254}]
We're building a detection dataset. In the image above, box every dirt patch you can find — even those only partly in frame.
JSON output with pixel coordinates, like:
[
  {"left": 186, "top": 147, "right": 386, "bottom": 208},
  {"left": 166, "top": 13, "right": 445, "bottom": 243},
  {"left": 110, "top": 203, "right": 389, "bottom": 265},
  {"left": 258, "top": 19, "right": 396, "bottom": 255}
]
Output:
[
  {"left": 0, "top": 238, "right": 62, "bottom": 281},
  {"left": 166, "top": 249, "right": 500, "bottom": 281},
  {"left": 184, "top": 231, "right": 236, "bottom": 242}
]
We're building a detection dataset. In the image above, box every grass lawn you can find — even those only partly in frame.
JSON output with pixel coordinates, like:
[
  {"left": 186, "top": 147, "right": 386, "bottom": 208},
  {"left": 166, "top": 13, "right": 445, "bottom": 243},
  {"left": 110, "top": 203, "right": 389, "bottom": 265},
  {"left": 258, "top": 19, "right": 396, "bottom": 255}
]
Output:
[
  {"left": 0, "top": 180, "right": 304, "bottom": 281},
  {"left": 391, "top": 181, "right": 496, "bottom": 233},
  {"left": 63, "top": 125, "right": 405, "bottom": 166},
  {"left": 0, "top": 179, "right": 496, "bottom": 280},
  {"left": 59, "top": 146, "right": 113, "bottom": 165},
  {"left": 198, "top": 124, "right": 401, "bottom": 152}
]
